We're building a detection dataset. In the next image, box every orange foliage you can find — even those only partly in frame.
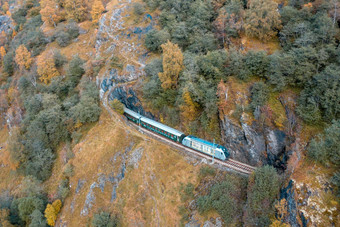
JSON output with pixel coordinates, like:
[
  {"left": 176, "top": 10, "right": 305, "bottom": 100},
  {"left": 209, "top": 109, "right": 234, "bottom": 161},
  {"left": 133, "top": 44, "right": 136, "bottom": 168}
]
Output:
[
  {"left": 64, "top": 0, "right": 88, "bottom": 22},
  {"left": 270, "top": 199, "right": 291, "bottom": 227},
  {"left": 0, "top": 208, "right": 12, "bottom": 227},
  {"left": 11, "top": 29, "right": 16, "bottom": 38},
  {"left": 91, "top": 0, "right": 104, "bottom": 24},
  {"left": 15, "top": 45, "right": 33, "bottom": 70},
  {"left": 158, "top": 41, "right": 184, "bottom": 90},
  {"left": 7, "top": 87, "right": 17, "bottom": 104},
  {"left": 37, "top": 52, "right": 60, "bottom": 84},
  {"left": 303, "top": 2, "right": 313, "bottom": 8},
  {"left": 40, "top": 0, "right": 63, "bottom": 27},
  {"left": 180, "top": 89, "right": 199, "bottom": 121},
  {"left": 0, "top": 46, "right": 6, "bottom": 59},
  {"left": 2, "top": 2, "right": 9, "bottom": 12}
]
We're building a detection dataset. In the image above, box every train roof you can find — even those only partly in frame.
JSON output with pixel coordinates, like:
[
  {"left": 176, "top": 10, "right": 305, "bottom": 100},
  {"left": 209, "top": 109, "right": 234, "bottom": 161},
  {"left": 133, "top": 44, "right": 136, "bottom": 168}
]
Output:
[
  {"left": 141, "top": 117, "right": 185, "bottom": 137},
  {"left": 124, "top": 107, "right": 185, "bottom": 137},
  {"left": 185, "top": 135, "right": 223, "bottom": 148},
  {"left": 124, "top": 107, "right": 142, "bottom": 119}
]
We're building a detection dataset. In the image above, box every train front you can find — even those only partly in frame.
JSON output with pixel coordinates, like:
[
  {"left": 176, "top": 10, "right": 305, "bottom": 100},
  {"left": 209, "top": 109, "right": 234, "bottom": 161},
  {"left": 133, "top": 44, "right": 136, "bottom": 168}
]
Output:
[{"left": 218, "top": 145, "right": 230, "bottom": 160}]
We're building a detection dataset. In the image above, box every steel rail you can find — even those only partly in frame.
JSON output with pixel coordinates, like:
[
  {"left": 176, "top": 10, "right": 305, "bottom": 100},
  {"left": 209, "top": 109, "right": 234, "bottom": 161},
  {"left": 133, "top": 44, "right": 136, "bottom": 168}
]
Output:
[{"left": 128, "top": 121, "right": 256, "bottom": 175}]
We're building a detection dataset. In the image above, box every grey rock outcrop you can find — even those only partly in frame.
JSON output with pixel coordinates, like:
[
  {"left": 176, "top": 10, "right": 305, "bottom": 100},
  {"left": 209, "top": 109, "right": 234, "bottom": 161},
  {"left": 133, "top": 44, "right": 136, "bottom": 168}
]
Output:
[
  {"left": 221, "top": 114, "right": 288, "bottom": 167},
  {"left": 0, "top": 16, "right": 13, "bottom": 34}
]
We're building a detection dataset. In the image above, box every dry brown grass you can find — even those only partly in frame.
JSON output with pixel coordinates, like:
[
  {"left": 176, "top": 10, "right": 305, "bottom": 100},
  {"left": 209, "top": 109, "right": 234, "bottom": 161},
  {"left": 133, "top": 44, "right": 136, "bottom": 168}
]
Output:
[
  {"left": 53, "top": 108, "right": 208, "bottom": 226},
  {"left": 0, "top": 127, "right": 23, "bottom": 193},
  {"left": 240, "top": 35, "right": 280, "bottom": 54}
]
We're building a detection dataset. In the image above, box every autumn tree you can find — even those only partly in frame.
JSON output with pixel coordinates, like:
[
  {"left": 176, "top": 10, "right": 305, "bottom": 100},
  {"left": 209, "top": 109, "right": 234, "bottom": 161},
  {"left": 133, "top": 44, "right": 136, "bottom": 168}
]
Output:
[
  {"left": 11, "top": 29, "right": 16, "bottom": 38},
  {"left": 244, "top": 0, "right": 281, "bottom": 41},
  {"left": 213, "top": 0, "right": 244, "bottom": 44},
  {"left": 180, "top": 89, "right": 199, "bottom": 121},
  {"left": 37, "top": 51, "right": 60, "bottom": 84},
  {"left": 44, "top": 199, "right": 62, "bottom": 226},
  {"left": 64, "top": 0, "right": 88, "bottom": 22},
  {"left": 158, "top": 41, "right": 184, "bottom": 90},
  {"left": 40, "top": 0, "right": 63, "bottom": 27},
  {"left": 2, "top": 2, "right": 9, "bottom": 12},
  {"left": 0, "top": 208, "right": 12, "bottom": 227},
  {"left": 15, "top": 45, "right": 33, "bottom": 70},
  {"left": 0, "top": 46, "right": 6, "bottom": 59},
  {"left": 270, "top": 199, "right": 290, "bottom": 227},
  {"left": 91, "top": 0, "right": 104, "bottom": 24}
]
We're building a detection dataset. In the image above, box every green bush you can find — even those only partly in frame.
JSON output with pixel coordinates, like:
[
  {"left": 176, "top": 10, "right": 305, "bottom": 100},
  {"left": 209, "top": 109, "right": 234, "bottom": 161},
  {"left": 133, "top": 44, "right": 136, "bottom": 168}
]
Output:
[
  {"left": 199, "top": 166, "right": 216, "bottom": 178},
  {"left": 3, "top": 52, "right": 14, "bottom": 76},
  {"left": 71, "top": 131, "right": 82, "bottom": 144},
  {"left": 56, "top": 31, "right": 72, "bottom": 47},
  {"left": 197, "top": 175, "right": 244, "bottom": 224},
  {"left": 144, "top": 58, "right": 163, "bottom": 77},
  {"left": 245, "top": 165, "right": 280, "bottom": 226},
  {"left": 179, "top": 182, "right": 194, "bottom": 202},
  {"left": 133, "top": 3, "right": 145, "bottom": 15},
  {"left": 297, "top": 65, "right": 340, "bottom": 124},
  {"left": 198, "top": 50, "right": 227, "bottom": 80},
  {"left": 249, "top": 82, "right": 269, "bottom": 110},
  {"left": 53, "top": 22, "right": 79, "bottom": 47},
  {"left": 12, "top": 8, "right": 27, "bottom": 27},
  {"left": 145, "top": 29, "right": 170, "bottom": 52},
  {"left": 331, "top": 171, "right": 340, "bottom": 198},
  {"left": 70, "top": 96, "right": 101, "bottom": 124},
  {"left": 53, "top": 50, "right": 67, "bottom": 68},
  {"left": 66, "top": 55, "right": 85, "bottom": 88},
  {"left": 15, "top": 196, "right": 44, "bottom": 224},
  {"left": 109, "top": 99, "right": 125, "bottom": 114},
  {"left": 58, "top": 179, "right": 70, "bottom": 201},
  {"left": 92, "top": 211, "right": 119, "bottom": 227},
  {"left": 63, "top": 163, "right": 74, "bottom": 178},
  {"left": 244, "top": 51, "right": 269, "bottom": 77},
  {"left": 66, "top": 21, "right": 80, "bottom": 39},
  {"left": 29, "top": 209, "right": 47, "bottom": 227},
  {"left": 307, "top": 120, "right": 340, "bottom": 166}
]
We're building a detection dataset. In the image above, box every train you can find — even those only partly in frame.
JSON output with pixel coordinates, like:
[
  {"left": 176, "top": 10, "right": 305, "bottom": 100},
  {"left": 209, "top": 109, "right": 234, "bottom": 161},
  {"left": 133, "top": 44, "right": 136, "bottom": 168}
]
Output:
[{"left": 124, "top": 108, "right": 230, "bottom": 161}]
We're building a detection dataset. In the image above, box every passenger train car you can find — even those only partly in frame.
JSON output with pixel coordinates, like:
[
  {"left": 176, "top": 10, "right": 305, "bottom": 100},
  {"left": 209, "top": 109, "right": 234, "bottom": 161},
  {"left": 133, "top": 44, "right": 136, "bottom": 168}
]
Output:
[
  {"left": 124, "top": 108, "right": 229, "bottom": 160},
  {"left": 124, "top": 108, "right": 185, "bottom": 143}
]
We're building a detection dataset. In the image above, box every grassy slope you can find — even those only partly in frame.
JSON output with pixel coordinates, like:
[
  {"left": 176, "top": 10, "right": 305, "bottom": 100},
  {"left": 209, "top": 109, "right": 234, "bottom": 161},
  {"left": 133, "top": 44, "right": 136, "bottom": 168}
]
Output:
[{"left": 51, "top": 110, "right": 205, "bottom": 226}]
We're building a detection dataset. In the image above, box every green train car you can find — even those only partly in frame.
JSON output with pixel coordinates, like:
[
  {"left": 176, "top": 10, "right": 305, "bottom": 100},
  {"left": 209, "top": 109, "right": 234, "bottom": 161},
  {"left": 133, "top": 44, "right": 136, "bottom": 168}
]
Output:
[{"left": 124, "top": 108, "right": 185, "bottom": 143}]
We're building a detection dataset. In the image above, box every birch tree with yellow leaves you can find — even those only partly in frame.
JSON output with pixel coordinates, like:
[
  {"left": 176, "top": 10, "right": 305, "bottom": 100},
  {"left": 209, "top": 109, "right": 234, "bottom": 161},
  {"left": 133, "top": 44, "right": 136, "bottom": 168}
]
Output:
[
  {"left": 15, "top": 45, "right": 33, "bottom": 70},
  {"left": 91, "top": 0, "right": 104, "bottom": 24},
  {"left": 158, "top": 41, "right": 184, "bottom": 90},
  {"left": 37, "top": 52, "right": 59, "bottom": 84}
]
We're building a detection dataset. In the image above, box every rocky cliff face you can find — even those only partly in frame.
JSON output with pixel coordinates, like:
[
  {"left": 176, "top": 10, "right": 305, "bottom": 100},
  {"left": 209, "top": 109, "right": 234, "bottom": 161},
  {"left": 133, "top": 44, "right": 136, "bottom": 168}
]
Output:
[
  {"left": 218, "top": 80, "right": 294, "bottom": 169},
  {"left": 220, "top": 113, "right": 288, "bottom": 168}
]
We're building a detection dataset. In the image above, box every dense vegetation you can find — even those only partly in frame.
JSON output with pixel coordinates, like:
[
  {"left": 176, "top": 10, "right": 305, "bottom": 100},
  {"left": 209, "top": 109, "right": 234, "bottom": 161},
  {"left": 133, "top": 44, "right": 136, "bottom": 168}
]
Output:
[
  {"left": 181, "top": 165, "right": 279, "bottom": 226},
  {"left": 308, "top": 120, "right": 340, "bottom": 199},
  {"left": 0, "top": 0, "right": 101, "bottom": 225},
  {"left": 0, "top": 0, "right": 338, "bottom": 226},
  {"left": 142, "top": 0, "right": 340, "bottom": 137},
  {"left": 140, "top": 0, "right": 339, "bottom": 225}
]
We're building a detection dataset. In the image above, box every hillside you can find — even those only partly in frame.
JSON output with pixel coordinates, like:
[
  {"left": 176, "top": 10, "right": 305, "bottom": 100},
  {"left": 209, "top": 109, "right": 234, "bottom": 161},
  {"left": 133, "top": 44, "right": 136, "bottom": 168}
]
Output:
[{"left": 0, "top": 0, "right": 339, "bottom": 226}]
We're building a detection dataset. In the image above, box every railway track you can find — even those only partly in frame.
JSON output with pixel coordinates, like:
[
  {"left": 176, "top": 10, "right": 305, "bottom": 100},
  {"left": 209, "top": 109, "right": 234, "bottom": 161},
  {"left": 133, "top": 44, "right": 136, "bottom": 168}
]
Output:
[{"left": 129, "top": 122, "right": 256, "bottom": 175}]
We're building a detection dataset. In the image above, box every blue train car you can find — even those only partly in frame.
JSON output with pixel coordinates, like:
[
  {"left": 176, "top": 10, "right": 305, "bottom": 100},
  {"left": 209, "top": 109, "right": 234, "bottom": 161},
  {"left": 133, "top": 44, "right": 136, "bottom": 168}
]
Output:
[{"left": 182, "top": 135, "right": 229, "bottom": 160}]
